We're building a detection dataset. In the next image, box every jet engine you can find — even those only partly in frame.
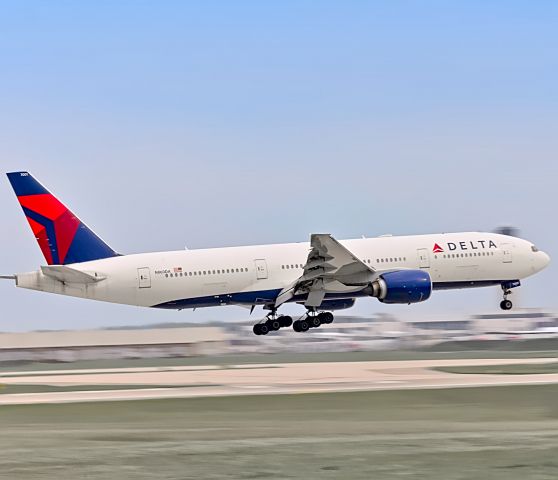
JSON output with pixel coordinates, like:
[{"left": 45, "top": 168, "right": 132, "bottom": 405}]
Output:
[{"left": 365, "top": 270, "right": 432, "bottom": 304}]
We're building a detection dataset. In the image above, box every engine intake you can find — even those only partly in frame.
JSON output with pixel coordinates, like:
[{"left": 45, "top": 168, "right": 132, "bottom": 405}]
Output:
[{"left": 365, "top": 270, "right": 432, "bottom": 304}]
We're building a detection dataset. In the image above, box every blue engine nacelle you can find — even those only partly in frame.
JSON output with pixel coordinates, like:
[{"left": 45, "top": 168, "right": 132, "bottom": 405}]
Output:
[{"left": 366, "top": 270, "right": 432, "bottom": 304}]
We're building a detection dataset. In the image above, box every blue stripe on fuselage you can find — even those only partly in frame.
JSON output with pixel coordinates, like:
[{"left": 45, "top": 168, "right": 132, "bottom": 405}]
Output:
[{"left": 151, "top": 280, "right": 514, "bottom": 310}]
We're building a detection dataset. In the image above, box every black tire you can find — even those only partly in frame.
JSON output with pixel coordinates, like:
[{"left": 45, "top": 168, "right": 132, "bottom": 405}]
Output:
[
  {"left": 280, "top": 316, "right": 293, "bottom": 328},
  {"left": 267, "top": 319, "right": 281, "bottom": 331},
  {"left": 299, "top": 320, "right": 310, "bottom": 332},
  {"left": 309, "top": 316, "right": 321, "bottom": 328},
  {"left": 318, "top": 312, "right": 334, "bottom": 324},
  {"left": 293, "top": 320, "right": 301, "bottom": 332},
  {"left": 253, "top": 324, "right": 262, "bottom": 335},
  {"left": 500, "top": 299, "right": 513, "bottom": 310},
  {"left": 259, "top": 324, "right": 269, "bottom": 335}
]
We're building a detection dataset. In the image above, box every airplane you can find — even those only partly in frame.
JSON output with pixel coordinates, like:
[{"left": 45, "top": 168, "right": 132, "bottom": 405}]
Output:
[{"left": 0, "top": 171, "right": 551, "bottom": 336}]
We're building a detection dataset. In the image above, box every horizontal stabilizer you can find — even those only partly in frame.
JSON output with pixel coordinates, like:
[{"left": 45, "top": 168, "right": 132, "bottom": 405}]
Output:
[
  {"left": 0, "top": 275, "right": 16, "bottom": 280},
  {"left": 41, "top": 265, "right": 105, "bottom": 284}
]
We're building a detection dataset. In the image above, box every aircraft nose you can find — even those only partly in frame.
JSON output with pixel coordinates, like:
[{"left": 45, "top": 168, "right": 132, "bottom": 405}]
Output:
[{"left": 535, "top": 251, "right": 551, "bottom": 271}]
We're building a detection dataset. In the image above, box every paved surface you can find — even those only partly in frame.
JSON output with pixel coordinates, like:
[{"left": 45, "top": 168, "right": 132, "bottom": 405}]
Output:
[{"left": 1, "top": 357, "right": 557, "bottom": 404}]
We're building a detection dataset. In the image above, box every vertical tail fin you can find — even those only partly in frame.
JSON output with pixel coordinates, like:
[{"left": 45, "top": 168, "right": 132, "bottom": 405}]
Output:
[{"left": 6, "top": 171, "right": 119, "bottom": 265}]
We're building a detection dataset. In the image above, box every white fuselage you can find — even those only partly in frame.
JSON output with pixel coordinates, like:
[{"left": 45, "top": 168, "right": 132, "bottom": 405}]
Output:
[{"left": 14, "top": 232, "right": 550, "bottom": 311}]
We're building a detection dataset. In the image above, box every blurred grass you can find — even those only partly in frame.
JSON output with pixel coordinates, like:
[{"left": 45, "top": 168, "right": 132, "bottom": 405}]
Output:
[
  {"left": 434, "top": 362, "right": 558, "bottom": 375},
  {"left": 1, "top": 385, "right": 558, "bottom": 479},
  {"left": 0, "top": 384, "right": 211, "bottom": 394}
]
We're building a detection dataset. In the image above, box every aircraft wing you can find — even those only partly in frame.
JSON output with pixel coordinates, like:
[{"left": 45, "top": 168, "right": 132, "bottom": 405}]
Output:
[{"left": 275, "top": 234, "right": 376, "bottom": 308}]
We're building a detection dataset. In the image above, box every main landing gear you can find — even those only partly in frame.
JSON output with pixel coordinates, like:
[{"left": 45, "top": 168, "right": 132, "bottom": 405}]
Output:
[
  {"left": 253, "top": 313, "right": 293, "bottom": 336},
  {"left": 292, "top": 311, "right": 334, "bottom": 332},
  {"left": 252, "top": 310, "right": 334, "bottom": 335}
]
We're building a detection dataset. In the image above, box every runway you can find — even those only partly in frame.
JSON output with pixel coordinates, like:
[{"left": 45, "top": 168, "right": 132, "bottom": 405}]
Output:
[{"left": 1, "top": 357, "right": 557, "bottom": 405}]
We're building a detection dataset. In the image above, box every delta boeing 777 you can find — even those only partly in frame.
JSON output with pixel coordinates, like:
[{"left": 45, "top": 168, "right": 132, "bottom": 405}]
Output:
[{"left": 1, "top": 172, "right": 551, "bottom": 335}]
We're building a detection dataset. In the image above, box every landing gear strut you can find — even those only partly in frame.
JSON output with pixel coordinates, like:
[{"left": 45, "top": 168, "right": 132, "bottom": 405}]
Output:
[
  {"left": 293, "top": 311, "right": 334, "bottom": 332},
  {"left": 499, "top": 282, "right": 517, "bottom": 311},
  {"left": 252, "top": 310, "right": 293, "bottom": 335}
]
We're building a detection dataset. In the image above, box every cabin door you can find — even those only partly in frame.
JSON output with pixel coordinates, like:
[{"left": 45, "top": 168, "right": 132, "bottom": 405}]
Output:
[
  {"left": 417, "top": 248, "right": 430, "bottom": 268},
  {"left": 254, "top": 259, "right": 268, "bottom": 280},
  {"left": 501, "top": 244, "right": 513, "bottom": 263},
  {"left": 138, "top": 267, "right": 151, "bottom": 288}
]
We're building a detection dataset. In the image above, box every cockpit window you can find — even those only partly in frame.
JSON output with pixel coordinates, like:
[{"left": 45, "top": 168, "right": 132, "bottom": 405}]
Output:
[{"left": 531, "top": 245, "right": 539, "bottom": 252}]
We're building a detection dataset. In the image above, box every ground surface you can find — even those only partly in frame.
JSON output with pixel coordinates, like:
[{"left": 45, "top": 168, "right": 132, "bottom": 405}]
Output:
[
  {"left": 435, "top": 362, "right": 558, "bottom": 375},
  {"left": 2, "top": 357, "right": 558, "bottom": 404},
  {"left": 1, "top": 385, "right": 558, "bottom": 479}
]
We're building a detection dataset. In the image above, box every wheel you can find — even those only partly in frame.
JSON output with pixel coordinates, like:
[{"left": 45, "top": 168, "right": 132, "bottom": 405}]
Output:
[
  {"left": 308, "top": 316, "right": 321, "bottom": 328},
  {"left": 500, "top": 299, "right": 513, "bottom": 310},
  {"left": 253, "top": 324, "right": 262, "bottom": 335},
  {"left": 293, "top": 320, "right": 301, "bottom": 332},
  {"left": 318, "top": 312, "right": 334, "bottom": 324},
  {"left": 280, "top": 316, "right": 293, "bottom": 328},
  {"left": 299, "top": 320, "right": 310, "bottom": 332},
  {"left": 267, "top": 319, "right": 281, "bottom": 331},
  {"left": 259, "top": 323, "right": 269, "bottom": 335}
]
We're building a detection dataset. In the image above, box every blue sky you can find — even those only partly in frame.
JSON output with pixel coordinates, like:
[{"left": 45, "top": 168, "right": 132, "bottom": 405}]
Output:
[{"left": 0, "top": 1, "right": 556, "bottom": 331}]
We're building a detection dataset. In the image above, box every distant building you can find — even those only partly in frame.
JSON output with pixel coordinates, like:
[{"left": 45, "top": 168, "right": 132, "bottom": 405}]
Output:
[
  {"left": 1, "top": 310, "right": 557, "bottom": 362},
  {"left": 0, "top": 327, "right": 228, "bottom": 362}
]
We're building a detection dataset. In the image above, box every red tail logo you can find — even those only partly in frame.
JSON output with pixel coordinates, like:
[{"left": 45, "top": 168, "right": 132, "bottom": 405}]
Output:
[{"left": 433, "top": 243, "right": 444, "bottom": 253}]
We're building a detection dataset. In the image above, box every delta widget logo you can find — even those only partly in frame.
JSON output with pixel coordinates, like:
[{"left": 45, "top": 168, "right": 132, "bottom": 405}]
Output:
[{"left": 432, "top": 243, "right": 444, "bottom": 253}]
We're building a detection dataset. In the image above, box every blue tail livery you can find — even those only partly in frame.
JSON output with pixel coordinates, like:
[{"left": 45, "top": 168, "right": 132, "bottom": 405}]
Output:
[{"left": 6, "top": 171, "right": 119, "bottom": 265}]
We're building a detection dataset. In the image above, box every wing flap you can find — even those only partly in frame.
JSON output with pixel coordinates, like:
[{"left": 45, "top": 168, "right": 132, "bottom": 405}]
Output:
[{"left": 275, "top": 234, "right": 376, "bottom": 308}]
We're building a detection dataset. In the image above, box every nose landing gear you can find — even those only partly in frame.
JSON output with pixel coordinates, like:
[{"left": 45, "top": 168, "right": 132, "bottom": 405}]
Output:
[{"left": 499, "top": 280, "right": 520, "bottom": 311}]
